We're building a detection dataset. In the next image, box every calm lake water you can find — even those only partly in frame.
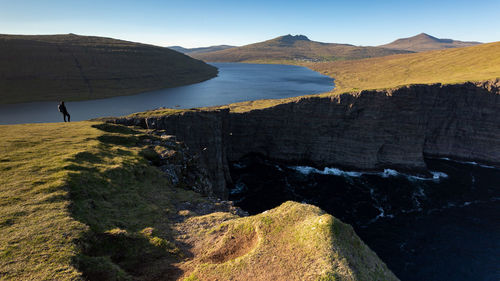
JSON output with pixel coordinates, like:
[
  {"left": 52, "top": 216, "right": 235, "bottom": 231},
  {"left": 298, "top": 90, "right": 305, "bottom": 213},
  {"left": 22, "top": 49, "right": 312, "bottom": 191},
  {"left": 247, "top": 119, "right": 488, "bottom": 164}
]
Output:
[
  {"left": 0, "top": 63, "right": 334, "bottom": 125},
  {"left": 230, "top": 157, "right": 500, "bottom": 281}
]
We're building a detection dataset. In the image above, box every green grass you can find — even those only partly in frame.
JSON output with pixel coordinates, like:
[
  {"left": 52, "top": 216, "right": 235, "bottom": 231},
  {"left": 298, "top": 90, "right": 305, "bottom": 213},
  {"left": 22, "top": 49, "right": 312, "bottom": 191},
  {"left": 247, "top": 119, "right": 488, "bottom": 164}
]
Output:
[
  {"left": 183, "top": 201, "right": 398, "bottom": 281},
  {"left": 0, "top": 122, "right": 202, "bottom": 280},
  {"left": 0, "top": 122, "right": 97, "bottom": 279},
  {"left": 126, "top": 108, "right": 196, "bottom": 118}
]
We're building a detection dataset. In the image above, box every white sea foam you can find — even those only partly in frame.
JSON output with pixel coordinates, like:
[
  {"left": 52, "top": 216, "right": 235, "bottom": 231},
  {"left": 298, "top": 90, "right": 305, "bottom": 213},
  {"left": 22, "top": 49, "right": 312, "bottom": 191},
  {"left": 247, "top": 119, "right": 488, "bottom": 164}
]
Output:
[
  {"left": 322, "top": 167, "right": 363, "bottom": 177},
  {"left": 368, "top": 206, "right": 394, "bottom": 224},
  {"left": 291, "top": 166, "right": 319, "bottom": 175},
  {"left": 232, "top": 163, "right": 246, "bottom": 169},
  {"left": 291, "top": 166, "right": 363, "bottom": 177},
  {"left": 439, "top": 157, "right": 497, "bottom": 169},
  {"left": 230, "top": 182, "right": 247, "bottom": 195},
  {"left": 290, "top": 165, "right": 448, "bottom": 181},
  {"left": 381, "top": 169, "right": 399, "bottom": 178},
  {"left": 431, "top": 171, "right": 448, "bottom": 180}
]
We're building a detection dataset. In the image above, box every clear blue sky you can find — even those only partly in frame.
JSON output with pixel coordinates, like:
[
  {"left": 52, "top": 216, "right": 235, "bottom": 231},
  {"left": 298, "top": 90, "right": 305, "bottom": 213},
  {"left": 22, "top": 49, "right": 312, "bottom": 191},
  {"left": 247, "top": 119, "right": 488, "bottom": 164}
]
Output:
[{"left": 1, "top": 0, "right": 499, "bottom": 47}]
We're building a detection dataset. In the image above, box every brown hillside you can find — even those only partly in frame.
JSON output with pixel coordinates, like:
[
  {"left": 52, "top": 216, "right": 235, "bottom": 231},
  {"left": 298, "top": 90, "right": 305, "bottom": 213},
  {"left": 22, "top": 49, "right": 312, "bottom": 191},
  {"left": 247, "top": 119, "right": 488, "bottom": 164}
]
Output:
[
  {"left": 379, "top": 33, "right": 481, "bottom": 52},
  {"left": 305, "top": 41, "right": 500, "bottom": 93},
  {"left": 0, "top": 34, "right": 218, "bottom": 104},
  {"left": 168, "top": 45, "right": 236, "bottom": 54},
  {"left": 193, "top": 34, "right": 412, "bottom": 62}
]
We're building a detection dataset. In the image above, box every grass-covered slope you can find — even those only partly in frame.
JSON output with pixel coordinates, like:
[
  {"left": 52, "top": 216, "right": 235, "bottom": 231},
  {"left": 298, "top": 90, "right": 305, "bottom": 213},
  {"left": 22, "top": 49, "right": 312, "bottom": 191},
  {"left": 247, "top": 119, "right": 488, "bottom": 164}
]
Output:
[
  {"left": 0, "top": 34, "right": 218, "bottom": 104},
  {"left": 305, "top": 41, "right": 500, "bottom": 93},
  {"left": 181, "top": 201, "right": 398, "bottom": 281},
  {"left": 0, "top": 122, "right": 189, "bottom": 280},
  {"left": 192, "top": 34, "right": 411, "bottom": 63},
  {"left": 0, "top": 122, "right": 397, "bottom": 280},
  {"left": 379, "top": 33, "right": 481, "bottom": 52},
  {"left": 168, "top": 45, "right": 236, "bottom": 55}
]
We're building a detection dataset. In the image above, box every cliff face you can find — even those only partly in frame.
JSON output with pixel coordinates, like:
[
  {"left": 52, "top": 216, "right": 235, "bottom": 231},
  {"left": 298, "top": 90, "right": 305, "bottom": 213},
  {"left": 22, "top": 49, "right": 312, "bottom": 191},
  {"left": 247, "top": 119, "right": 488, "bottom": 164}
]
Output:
[
  {"left": 0, "top": 34, "right": 217, "bottom": 104},
  {"left": 115, "top": 79, "right": 500, "bottom": 198},
  {"left": 143, "top": 110, "right": 232, "bottom": 198}
]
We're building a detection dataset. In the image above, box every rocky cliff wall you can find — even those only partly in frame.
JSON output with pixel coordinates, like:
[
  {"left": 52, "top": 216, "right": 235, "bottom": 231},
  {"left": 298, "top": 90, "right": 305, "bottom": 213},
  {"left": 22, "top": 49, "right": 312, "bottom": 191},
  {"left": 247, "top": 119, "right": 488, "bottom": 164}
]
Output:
[{"left": 114, "top": 79, "right": 500, "bottom": 198}]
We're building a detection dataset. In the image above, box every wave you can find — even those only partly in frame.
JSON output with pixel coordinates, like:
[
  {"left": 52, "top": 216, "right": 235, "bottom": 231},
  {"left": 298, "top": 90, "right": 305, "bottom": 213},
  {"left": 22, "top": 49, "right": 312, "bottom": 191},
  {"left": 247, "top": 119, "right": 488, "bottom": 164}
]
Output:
[
  {"left": 230, "top": 182, "right": 247, "bottom": 195},
  {"left": 439, "top": 157, "right": 497, "bottom": 169},
  {"left": 290, "top": 166, "right": 448, "bottom": 182},
  {"left": 232, "top": 163, "right": 247, "bottom": 169}
]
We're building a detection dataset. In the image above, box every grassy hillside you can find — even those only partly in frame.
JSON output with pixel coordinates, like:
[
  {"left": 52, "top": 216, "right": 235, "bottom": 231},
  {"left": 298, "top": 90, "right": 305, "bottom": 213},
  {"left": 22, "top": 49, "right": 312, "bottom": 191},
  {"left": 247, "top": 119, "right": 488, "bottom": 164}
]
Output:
[
  {"left": 0, "top": 34, "right": 218, "bottom": 104},
  {"left": 305, "top": 41, "right": 500, "bottom": 93},
  {"left": 192, "top": 34, "right": 411, "bottom": 63},
  {"left": 181, "top": 201, "right": 398, "bottom": 281},
  {"left": 379, "top": 33, "right": 481, "bottom": 52},
  {"left": 168, "top": 45, "right": 235, "bottom": 54},
  {"left": 0, "top": 121, "right": 397, "bottom": 280},
  {"left": 0, "top": 122, "right": 188, "bottom": 279}
]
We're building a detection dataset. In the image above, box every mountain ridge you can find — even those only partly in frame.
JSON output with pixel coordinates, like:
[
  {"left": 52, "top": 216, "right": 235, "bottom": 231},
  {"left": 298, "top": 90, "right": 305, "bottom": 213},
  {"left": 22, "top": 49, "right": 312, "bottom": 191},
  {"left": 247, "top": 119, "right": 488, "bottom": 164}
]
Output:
[
  {"left": 192, "top": 34, "right": 412, "bottom": 62},
  {"left": 168, "top": 44, "right": 235, "bottom": 54},
  {"left": 379, "top": 32, "right": 481, "bottom": 52}
]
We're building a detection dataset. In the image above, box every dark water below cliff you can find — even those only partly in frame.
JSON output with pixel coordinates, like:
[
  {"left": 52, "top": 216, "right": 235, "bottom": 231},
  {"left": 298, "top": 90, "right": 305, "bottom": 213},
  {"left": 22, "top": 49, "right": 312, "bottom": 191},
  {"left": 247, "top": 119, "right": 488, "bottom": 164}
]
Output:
[
  {"left": 229, "top": 156, "right": 500, "bottom": 281},
  {"left": 0, "top": 63, "right": 333, "bottom": 125}
]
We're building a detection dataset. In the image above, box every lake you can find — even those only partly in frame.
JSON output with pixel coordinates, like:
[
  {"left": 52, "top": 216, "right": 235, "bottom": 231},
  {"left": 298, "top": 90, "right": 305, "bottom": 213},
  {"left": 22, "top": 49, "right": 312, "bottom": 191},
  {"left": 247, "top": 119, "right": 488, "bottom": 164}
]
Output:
[{"left": 0, "top": 63, "right": 334, "bottom": 125}]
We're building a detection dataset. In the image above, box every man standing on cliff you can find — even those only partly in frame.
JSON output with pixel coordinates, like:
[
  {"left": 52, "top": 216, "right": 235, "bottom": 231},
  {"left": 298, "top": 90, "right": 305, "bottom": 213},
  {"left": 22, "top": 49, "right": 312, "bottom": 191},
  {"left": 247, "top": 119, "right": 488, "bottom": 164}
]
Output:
[{"left": 58, "top": 101, "right": 71, "bottom": 122}]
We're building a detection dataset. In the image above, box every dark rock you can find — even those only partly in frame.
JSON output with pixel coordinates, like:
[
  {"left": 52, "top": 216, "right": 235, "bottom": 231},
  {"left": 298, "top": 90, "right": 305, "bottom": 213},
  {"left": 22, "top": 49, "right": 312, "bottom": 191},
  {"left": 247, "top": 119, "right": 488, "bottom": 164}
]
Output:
[{"left": 112, "top": 79, "right": 500, "bottom": 198}]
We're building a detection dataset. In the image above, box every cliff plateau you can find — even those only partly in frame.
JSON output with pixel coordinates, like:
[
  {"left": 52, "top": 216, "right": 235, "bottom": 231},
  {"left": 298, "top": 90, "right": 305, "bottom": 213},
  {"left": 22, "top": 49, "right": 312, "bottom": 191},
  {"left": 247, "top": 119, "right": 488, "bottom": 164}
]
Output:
[{"left": 114, "top": 79, "right": 500, "bottom": 198}]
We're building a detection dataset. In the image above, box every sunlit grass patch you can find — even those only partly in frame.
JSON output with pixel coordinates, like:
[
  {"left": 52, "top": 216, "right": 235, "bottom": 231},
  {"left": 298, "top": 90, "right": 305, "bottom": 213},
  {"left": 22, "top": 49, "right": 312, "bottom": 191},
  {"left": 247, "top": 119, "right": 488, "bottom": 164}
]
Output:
[
  {"left": 0, "top": 122, "right": 196, "bottom": 280},
  {"left": 305, "top": 41, "right": 500, "bottom": 94}
]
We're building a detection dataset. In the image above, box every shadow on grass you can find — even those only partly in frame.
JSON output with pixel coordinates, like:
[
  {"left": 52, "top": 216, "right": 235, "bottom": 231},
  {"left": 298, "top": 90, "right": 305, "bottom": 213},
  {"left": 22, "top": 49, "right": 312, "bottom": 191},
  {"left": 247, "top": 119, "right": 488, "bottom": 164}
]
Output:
[
  {"left": 97, "top": 135, "right": 138, "bottom": 147},
  {"left": 91, "top": 123, "right": 141, "bottom": 135},
  {"left": 66, "top": 123, "right": 186, "bottom": 281}
]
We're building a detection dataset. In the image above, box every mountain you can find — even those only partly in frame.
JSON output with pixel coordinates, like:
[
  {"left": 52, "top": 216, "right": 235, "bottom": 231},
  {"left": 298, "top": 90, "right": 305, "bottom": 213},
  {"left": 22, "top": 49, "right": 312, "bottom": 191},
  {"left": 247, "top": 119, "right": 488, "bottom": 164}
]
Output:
[
  {"left": 192, "top": 34, "right": 412, "bottom": 62},
  {"left": 307, "top": 41, "right": 500, "bottom": 93},
  {"left": 168, "top": 45, "right": 235, "bottom": 54},
  {"left": 0, "top": 34, "right": 217, "bottom": 104},
  {"left": 379, "top": 33, "right": 481, "bottom": 52}
]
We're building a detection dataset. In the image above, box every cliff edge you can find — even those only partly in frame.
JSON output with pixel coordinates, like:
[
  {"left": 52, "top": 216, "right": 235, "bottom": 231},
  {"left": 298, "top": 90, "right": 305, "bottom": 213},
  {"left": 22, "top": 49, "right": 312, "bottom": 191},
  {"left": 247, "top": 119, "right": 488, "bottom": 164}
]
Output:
[
  {"left": 0, "top": 122, "right": 397, "bottom": 280},
  {"left": 114, "top": 79, "right": 500, "bottom": 198}
]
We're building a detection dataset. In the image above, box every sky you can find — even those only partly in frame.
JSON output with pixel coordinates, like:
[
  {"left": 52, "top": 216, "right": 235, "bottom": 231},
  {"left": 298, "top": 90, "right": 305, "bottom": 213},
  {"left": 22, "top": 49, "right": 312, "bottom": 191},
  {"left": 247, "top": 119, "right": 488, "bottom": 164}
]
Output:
[{"left": 1, "top": 0, "right": 499, "bottom": 48}]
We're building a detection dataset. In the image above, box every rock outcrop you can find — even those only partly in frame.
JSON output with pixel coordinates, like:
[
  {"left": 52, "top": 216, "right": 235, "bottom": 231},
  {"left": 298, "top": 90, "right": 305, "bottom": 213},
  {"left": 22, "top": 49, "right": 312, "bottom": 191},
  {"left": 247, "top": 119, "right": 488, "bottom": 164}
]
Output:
[{"left": 114, "top": 79, "right": 500, "bottom": 198}]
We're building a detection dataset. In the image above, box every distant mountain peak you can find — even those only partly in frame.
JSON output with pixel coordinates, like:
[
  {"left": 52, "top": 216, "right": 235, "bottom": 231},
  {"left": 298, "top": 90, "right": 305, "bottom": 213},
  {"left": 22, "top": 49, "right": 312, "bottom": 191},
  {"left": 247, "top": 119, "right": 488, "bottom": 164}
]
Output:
[
  {"left": 380, "top": 33, "right": 481, "bottom": 52},
  {"left": 275, "top": 34, "right": 310, "bottom": 44},
  {"left": 415, "top": 32, "right": 435, "bottom": 38},
  {"left": 281, "top": 34, "right": 310, "bottom": 40},
  {"left": 410, "top": 33, "right": 442, "bottom": 42}
]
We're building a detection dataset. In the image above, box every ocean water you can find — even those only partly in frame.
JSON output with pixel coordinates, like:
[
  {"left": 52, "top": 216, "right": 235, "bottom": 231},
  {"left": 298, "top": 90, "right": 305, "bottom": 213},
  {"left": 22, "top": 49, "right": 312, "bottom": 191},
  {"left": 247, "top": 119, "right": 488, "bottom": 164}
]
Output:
[
  {"left": 0, "top": 63, "right": 334, "bottom": 124},
  {"left": 229, "top": 156, "right": 500, "bottom": 281}
]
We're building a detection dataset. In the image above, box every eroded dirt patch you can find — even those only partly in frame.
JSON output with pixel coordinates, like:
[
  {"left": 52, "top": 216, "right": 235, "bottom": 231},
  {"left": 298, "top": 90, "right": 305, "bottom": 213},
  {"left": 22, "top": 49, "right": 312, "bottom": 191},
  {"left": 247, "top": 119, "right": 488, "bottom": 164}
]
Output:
[{"left": 204, "top": 227, "right": 259, "bottom": 264}]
